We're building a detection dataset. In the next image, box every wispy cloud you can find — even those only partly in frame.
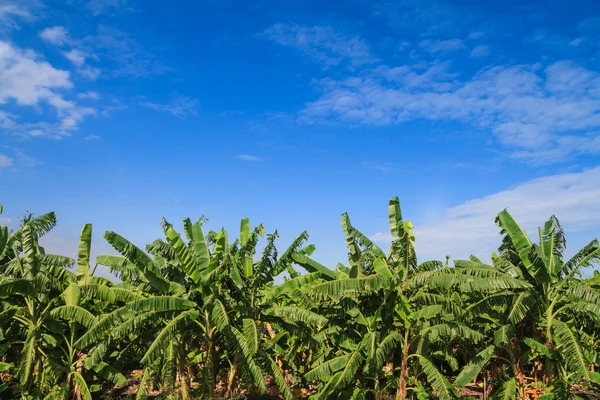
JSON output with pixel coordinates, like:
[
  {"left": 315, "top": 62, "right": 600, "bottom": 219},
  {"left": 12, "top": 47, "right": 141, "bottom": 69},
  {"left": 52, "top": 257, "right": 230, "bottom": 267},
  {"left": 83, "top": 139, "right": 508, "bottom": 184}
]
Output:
[
  {"left": 40, "top": 26, "right": 69, "bottom": 45},
  {"left": 371, "top": 166, "right": 600, "bottom": 261},
  {"left": 40, "top": 26, "right": 101, "bottom": 80},
  {"left": 298, "top": 58, "right": 600, "bottom": 164},
  {"left": 140, "top": 95, "right": 199, "bottom": 117},
  {"left": 91, "top": 24, "right": 171, "bottom": 78},
  {"left": 0, "top": 0, "right": 39, "bottom": 31},
  {"left": 237, "top": 154, "right": 261, "bottom": 161},
  {"left": 470, "top": 44, "right": 489, "bottom": 57},
  {"left": 0, "top": 147, "right": 42, "bottom": 168},
  {"left": 0, "top": 154, "right": 13, "bottom": 167},
  {"left": 262, "top": 23, "right": 377, "bottom": 68},
  {"left": 78, "top": 91, "right": 100, "bottom": 100},
  {"left": 87, "top": 0, "right": 133, "bottom": 16},
  {"left": 40, "top": 24, "right": 170, "bottom": 79},
  {"left": 420, "top": 39, "right": 465, "bottom": 54},
  {"left": 85, "top": 134, "right": 100, "bottom": 140}
]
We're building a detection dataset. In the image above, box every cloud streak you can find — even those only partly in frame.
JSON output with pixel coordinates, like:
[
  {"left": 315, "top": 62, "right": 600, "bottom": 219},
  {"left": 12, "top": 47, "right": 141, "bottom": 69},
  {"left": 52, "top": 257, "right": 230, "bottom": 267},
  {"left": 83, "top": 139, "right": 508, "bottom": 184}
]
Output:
[
  {"left": 237, "top": 154, "right": 261, "bottom": 161},
  {"left": 298, "top": 60, "right": 600, "bottom": 164},
  {"left": 140, "top": 95, "right": 199, "bottom": 117},
  {"left": 262, "top": 23, "right": 377, "bottom": 68}
]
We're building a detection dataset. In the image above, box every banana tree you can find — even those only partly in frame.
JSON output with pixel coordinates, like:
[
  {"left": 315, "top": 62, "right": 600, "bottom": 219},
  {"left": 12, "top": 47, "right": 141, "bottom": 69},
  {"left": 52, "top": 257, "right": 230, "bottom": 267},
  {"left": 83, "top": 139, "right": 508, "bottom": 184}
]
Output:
[
  {"left": 295, "top": 198, "right": 479, "bottom": 400},
  {"left": 453, "top": 211, "right": 600, "bottom": 398},
  {"left": 80, "top": 215, "right": 326, "bottom": 399},
  {"left": 0, "top": 210, "right": 74, "bottom": 397}
]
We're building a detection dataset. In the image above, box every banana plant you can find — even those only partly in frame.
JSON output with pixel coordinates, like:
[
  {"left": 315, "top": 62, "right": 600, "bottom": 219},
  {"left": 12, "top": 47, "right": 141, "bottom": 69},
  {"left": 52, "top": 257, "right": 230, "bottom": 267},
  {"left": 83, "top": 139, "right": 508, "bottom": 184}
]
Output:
[
  {"left": 295, "top": 198, "right": 480, "bottom": 400},
  {"left": 453, "top": 211, "right": 600, "bottom": 398},
  {"left": 80, "top": 215, "right": 326, "bottom": 399},
  {"left": 0, "top": 210, "right": 74, "bottom": 397}
]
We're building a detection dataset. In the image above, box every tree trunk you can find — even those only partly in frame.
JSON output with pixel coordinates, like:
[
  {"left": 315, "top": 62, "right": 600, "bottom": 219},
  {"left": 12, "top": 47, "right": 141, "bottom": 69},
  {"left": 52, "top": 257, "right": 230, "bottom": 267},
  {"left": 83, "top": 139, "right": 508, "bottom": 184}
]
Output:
[
  {"left": 226, "top": 362, "right": 238, "bottom": 399},
  {"left": 179, "top": 343, "right": 190, "bottom": 400},
  {"left": 395, "top": 332, "right": 410, "bottom": 400}
]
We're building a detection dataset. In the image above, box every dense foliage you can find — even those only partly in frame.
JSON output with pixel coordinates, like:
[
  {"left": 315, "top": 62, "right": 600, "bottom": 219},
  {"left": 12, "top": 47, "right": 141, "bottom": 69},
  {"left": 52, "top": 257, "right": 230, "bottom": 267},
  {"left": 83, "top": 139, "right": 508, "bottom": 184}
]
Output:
[{"left": 0, "top": 199, "right": 599, "bottom": 399}]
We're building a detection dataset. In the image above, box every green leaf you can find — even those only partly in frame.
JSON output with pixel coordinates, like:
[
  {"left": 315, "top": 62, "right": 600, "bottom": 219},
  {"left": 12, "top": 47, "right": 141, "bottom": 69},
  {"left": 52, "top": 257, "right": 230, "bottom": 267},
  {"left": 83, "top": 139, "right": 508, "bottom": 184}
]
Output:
[
  {"left": 374, "top": 332, "right": 402, "bottom": 371},
  {"left": 492, "top": 378, "right": 516, "bottom": 400},
  {"left": 267, "top": 272, "right": 321, "bottom": 300},
  {"left": 388, "top": 197, "right": 403, "bottom": 239},
  {"left": 524, "top": 338, "right": 553, "bottom": 359},
  {"left": 77, "top": 224, "right": 92, "bottom": 281},
  {"left": 0, "top": 279, "right": 33, "bottom": 297},
  {"left": 313, "top": 275, "right": 386, "bottom": 298},
  {"left": 292, "top": 254, "right": 338, "bottom": 280},
  {"left": 264, "top": 306, "right": 327, "bottom": 326},
  {"left": 335, "top": 350, "right": 363, "bottom": 390},
  {"left": 305, "top": 355, "right": 349, "bottom": 381},
  {"left": 507, "top": 292, "right": 537, "bottom": 324},
  {"left": 552, "top": 319, "right": 588, "bottom": 379},
  {"left": 454, "top": 345, "right": 495, "bottom": 387},
  {"left": 163, "top": 222, "right": 201, "bottom": 285},
  {"left": 494, "top": 325, "right": 515, "bottom": 346},
  {"left": 497, "top": 210, "right": 532, "bottom": 269},
  {"left": 191, "top": 219, "right": 210, "bottom": 270},
  {"left": 416, "top": 354, "right": 459, "bottom": 400},
  {"left": 240, "top": 218, "right": 250, "bottom": 245},
  {"left": 103, "top": 231, "right": 168, "bottom": 292},
  {"left": 410, "top": 304, "right": 443, "bottom": 321},
  {"left": 51, "top": 305, "right": 97, "bottom": 329},
  {"left": 264, "top": 354, "right": 293, "bottom": 400},
  {"left": 210, "top": 299, "right": 229, "bottom": 331},
  {"left": 373, "top": 257, "right": 393, "bottom": 280},
  {"left": 230, "top": 326, "right": 267, "bottom": 393},
  {"left": 62, "top": 282, "right": 81, "bottom": 307},
  {"left": 243, "top": 319, "right": 258, "bottom": 356},
  {"left": 141, "top": 309, "right": 198, "bottom": 365},
  {"left": 136, "top": 368, "right": 152, "bottom": 400},
  {"left": 92, "top": 362, "right": 128, "bottom": 387},
  {"left": 126, "top": 296, "right": 195, "bottom": 313},
  {"left": 71, "top": 371, "right": 93, "bottom": 400},
  {"left": 76, "top": 307, "right": 130, "bottom": 348}
]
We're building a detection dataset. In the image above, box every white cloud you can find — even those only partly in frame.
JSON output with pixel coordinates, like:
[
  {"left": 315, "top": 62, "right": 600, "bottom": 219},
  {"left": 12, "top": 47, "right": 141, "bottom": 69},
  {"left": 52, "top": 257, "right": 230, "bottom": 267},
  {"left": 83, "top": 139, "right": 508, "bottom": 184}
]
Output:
[
  {"left": 263, "top": 23, "right": 377, "bottom": 67},
  {"left": 87, "top": 0, "right": 131, "bottom": 16},
  {"left": 0, "top": 154, "right": 13, "bottom": 167},
  {"left": 140, "top": 95, "right": 199, "bottom": 117},
  {"left": 62, "top": 48, "right": 87, "bottom": 66},
  {"left": 78, "top": 91, "right": 100, "bottom": 100},
  {"left": 237, "top": 154, "right": 261, "bottom": 161},
  {"left": 0, "top": 41, "right": 94, "bottom": 137},
  {"left": 0, "top": 147, "right": 42, "bottom": 168},
  {"left": 371, "top": 166, "right": 600, "bottom": 262},
  {"left": 421, "top": 39, "right": 465, "bottom": 54},
  {"left": 299, "top": 60, "right": 600, "bottom": 164},
  {"left": 40, "top": 25, "right": 166, "bottom": 79},
  {"left": 85, "top": 134, "right": 99, "bottom": 140},
  {"left": 470, "top": 44, "right": 489, "bottom": 57},
  {"left": 39, "top": 26, "right": 70, "bottom": 46},
  {"left": 0, "top": 41, "right": 71, "bottom": 105},
  {"left": 91, "top": 24, "right": 171, "bottom": 78},
  {"left": 0, "top": 1, "right": 39, "bottom": 30},
  {"left": 77, "top": 65, "right": 101, "bottom": 79}
]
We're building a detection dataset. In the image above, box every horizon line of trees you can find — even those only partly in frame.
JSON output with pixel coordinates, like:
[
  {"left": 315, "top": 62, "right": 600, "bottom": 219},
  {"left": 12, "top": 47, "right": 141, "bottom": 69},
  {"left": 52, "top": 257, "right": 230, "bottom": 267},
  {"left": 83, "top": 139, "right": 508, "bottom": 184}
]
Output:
[{"left": 1, "top": 198, "right": 599, "bottom": 400}]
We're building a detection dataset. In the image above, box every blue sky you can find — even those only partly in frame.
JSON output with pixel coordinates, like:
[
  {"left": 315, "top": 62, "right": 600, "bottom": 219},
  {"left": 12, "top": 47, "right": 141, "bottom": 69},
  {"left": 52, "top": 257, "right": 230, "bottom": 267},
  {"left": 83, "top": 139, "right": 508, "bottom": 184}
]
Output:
[{"left": 1, "top": 0, "right": 599, "bottom": 277}]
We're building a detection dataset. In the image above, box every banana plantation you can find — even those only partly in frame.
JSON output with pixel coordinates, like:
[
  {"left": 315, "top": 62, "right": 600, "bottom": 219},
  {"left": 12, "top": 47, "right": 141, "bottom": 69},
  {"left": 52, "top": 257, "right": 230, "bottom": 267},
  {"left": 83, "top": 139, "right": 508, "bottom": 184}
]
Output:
[{"left": 1, "top": 198, "right": 599, "bottom": 400}]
